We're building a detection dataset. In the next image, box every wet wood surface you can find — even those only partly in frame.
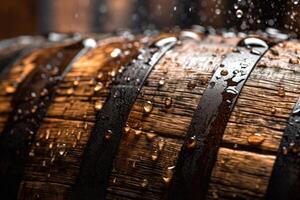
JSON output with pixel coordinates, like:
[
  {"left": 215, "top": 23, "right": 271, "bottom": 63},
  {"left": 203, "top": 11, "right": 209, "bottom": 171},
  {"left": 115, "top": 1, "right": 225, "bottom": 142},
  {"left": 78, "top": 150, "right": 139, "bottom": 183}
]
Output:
[
  {"left": 0, "top": 46, "right": 63, "bottom": 134},
  {"left": 208, "top": 40, "right": 300, "bottom": 200},
  {"left": 0, "top": 34, "right": 299, "bottom": 200},
  {"left": 17, "top": 37, "right": 140, "bottom": 199}
]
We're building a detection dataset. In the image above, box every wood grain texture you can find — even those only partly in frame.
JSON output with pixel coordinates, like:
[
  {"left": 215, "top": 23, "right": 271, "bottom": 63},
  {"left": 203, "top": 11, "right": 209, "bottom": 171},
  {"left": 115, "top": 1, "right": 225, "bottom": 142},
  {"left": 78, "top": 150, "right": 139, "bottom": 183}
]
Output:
[
  {"left": 0, "top": 46, "right": 63, "bottom": 134},
  {"left": 207, "top": 147, "right": 275, "bottom": 200},
  {"left": 0, "top": 33, "right": 298, "bottom": 200},
  {"left": 207, "top": 40, "right": 300, "bottom": 199},
  {"left": 17, "top": 37, "right": 140, "bottom": 199},
  {"left": 106, "top": 35, "right": 240, "bottom": 200}
]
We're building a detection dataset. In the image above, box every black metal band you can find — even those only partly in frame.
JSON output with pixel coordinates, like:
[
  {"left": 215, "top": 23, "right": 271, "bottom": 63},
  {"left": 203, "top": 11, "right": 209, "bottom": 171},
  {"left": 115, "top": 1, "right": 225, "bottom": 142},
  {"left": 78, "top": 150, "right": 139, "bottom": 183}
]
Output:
[
  {"left": 0, "top": 50, "right": 23, "bottom": 76},
  {"left": 266, "top": 97, "right": 300, "bottom": 200},
  {"left": 0, "top": 41, "right": 87, "bottom": 199},
  {"left": 167, "top": 37, "right": 270, "bottom": 200},
  {"left": 73, "top": 36, "right": 178, "bottom": 200}
]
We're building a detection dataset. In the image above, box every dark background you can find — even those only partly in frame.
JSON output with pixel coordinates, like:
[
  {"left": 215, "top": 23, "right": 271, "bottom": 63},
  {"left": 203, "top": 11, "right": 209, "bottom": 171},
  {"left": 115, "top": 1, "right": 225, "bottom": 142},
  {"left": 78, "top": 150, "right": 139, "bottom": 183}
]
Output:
[{"left": 0, "top": 0, "right": 299, "bottom": 39}]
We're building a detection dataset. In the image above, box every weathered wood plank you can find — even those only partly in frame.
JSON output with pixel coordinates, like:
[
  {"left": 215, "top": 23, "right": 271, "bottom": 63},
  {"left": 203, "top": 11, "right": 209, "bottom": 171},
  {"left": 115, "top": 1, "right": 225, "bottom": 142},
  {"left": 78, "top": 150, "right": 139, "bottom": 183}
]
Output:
[
  {"left": 18, "top": 181, "right": 71, "bottom": 200},
  {"left": 0, "top": 34, "right": 297, "bottom": 200},
  {"left": 0, "top": 47, "right": 62, "bottom": 133},
  {"left": 106, "top": 36, "right": 239, "bottom": 200},
  {"left": 18, "top": 37, "right": 140, "bottom": 199},
  {"left": 207, "top": 40, "right": 300, "bottom": 199},
  {"left": 207, "top": 147, "right": 275, "bottom": 200}
]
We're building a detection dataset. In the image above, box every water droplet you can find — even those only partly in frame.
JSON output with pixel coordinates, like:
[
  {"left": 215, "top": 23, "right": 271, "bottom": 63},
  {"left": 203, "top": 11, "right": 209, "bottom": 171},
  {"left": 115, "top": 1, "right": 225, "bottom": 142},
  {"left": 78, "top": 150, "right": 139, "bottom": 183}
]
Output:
[
  {"left": 209, "top": 82, "right": 216, "bottom": 88},
  {"left": 51, "top": 155, "right": 56, "bottom": 163},
  {"left": 83, "top": 38, "right": 97, "bottom": 48},
  {"left": 225, "top": 86, "right": 238, "bottom": 95},
  {"left": 67, "top": 88, "right": 74, "bottom": 95},
  {"left": 247, "top": 133, "right": 265, "bottom": 145},
  {"left": 233, "top": 3, "right": 238, "bottom": 9},
  {"left": 236, "top": 9, "right": 243, "bottom": 18},
  {"left": 31, "top": 105, "right": 38, "bottom": 113},
  {"left": 132, "top": 160, "right": 136, "bottom": 168},
  {"left": 42, "top": 160, "right": 46, "bottom": 167},
  {"left": 94, "top": 100, "right": 103, "bottom": 111},
  {"left": 277, "top": 87, "right": 286, "bottom": 97},
  {"left": 73, "top": 80, "right": 80, "bottom": 87},
  {"left": 238, "top": 38, "right": 268, "bottom": 48},
  {"left": 163, "top": 67, "right": 168, "bottom": 74},
  {"left": 162, "top": 166, "right": 174, "bottom": 186},
  {"left": 155, "top": 37, "right": 177, "bottom": 47},
  {"left": 49, "top": 142, "right": 53, "bottom": 149},
  {"left": 293, "top": 108, "right": 300, "bottom": 115},
  {"left": 124, "top": 124, "right": 131, "bottom": 134},
  {"left": 72, "top": 141, "right": 77, "bottom": 148},
  {"left": 270, "top": 49, "right": 279, "bottom": 56},
  {"left": 97, "top": 72, "right": 103, "bottom": 80},
  {"left": 5, "top": 85, "right": 16, "bottom": 94},
  {"left": 104, "top": 130, "right": 113, "bottom": 140},
  {"left": 141, "top": 178, "right": 149, "bottom": 188},
  {"left": 29, "top": 149, "right": 35, "bottom": 157},
  {"left": 31, "top": 92, "right": 37, "bottom": 98},
  {"left": 289, "top": 58, "right": 299, "bottom": 64},
  {"left": 151, "top": 150, "right": 159, "bottom": 161},
  {"left": 146, "top": 132, "right": 157, "bottom": 141},
  {"left": 40, "top": 88, "right": 48, "bottom": 96},
  {"left": 180, "top": 31, "right": 201, "bottom": 40},
  {"left": 59, "top": 149, "right": 65, "bottom": 156},
  {"left": 282, "top": 146, "right": 288, "bottom": 155},
  {"left": 94, "top": 82, "right": 104, "bottom": 92},
  {"left": 215, "top": 9, "right": 221, "bottom": 15},
  {"left": 84, "top": 122, "right": 88, "bottom": 130},
  {"left": 187, "top": 80, "right": 197, "bottom": 90},
  {"left": 110, "top": 48, "right": 122, "bottom": 58},
  {"left": 220, "top": 69, "right": 228, "bottom": 76},
  {"left": 162, "top": 176, "right": 171, "bottom": 186},
  {"left": 164, "top": 97, "right": 173, "bottom": 109},
  {"left": 110, "top": 70, "right": 117, "bottom": 77},
  {"left": 250, "top": 48, "right": 261, "bottom": 55},
  {"left": 45, "top": 129, "right": 51, "bottom": 140},
  {"left": 158, "top": 78, "right": 165, "bottom": 87},
  {"left": 293, "top": 0, "right": 299, "bottom": 5},
  {"left": 17, "top": 108, "right": 22, "bottom": 114},
  {"left": 158, "top": 139, "right": 165, "bottom": 151},
  {"left": 76, "top": 131, "right": 82, "bottom": 141},
  {"left": 186, "top": 136, "right": 197, "bottom": 150},
  {"left": 112, "top": 177, "right": 117, "bottom": 184},
  {"left": 134, "top": 129, "right": 142, "bottom": 137},
  {"left": 143, "top": 101, "right": 153, "bottom": 113}
]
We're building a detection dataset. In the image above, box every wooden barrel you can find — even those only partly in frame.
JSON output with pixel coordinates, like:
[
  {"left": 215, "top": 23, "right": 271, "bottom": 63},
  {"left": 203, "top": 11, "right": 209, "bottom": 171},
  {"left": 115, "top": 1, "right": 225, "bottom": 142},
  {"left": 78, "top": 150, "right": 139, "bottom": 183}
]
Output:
[{"left": 0, "top": 30, "right": 299, "bottom": 200}]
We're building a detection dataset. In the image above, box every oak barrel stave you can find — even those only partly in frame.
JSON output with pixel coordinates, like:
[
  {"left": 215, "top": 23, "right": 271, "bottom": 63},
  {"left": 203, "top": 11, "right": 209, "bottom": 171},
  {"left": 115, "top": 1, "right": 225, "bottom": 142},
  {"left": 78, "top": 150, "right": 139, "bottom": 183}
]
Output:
[
  {"left": 0, "top": 32, "right": 298, "bottom": 200},
  {"left": 18, "top": 36, "right": 140, "bottom": 199}
]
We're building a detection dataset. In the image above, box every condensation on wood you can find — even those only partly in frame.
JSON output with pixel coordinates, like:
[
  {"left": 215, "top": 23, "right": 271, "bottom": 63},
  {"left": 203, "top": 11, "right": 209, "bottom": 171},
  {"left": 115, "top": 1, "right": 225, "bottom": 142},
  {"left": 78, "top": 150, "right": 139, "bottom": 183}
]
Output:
[
  {"left": 0, "top": 46, "right": 64, "bottom": 133},
  {"left": 106, "top": 35, "right": 240, "bottom": 200},
  {"left": 17, "top": 37, "right": 140, "bottom": 199},
  {"left": 207, "top": 40, "right": 300, "bottom": 200}
]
